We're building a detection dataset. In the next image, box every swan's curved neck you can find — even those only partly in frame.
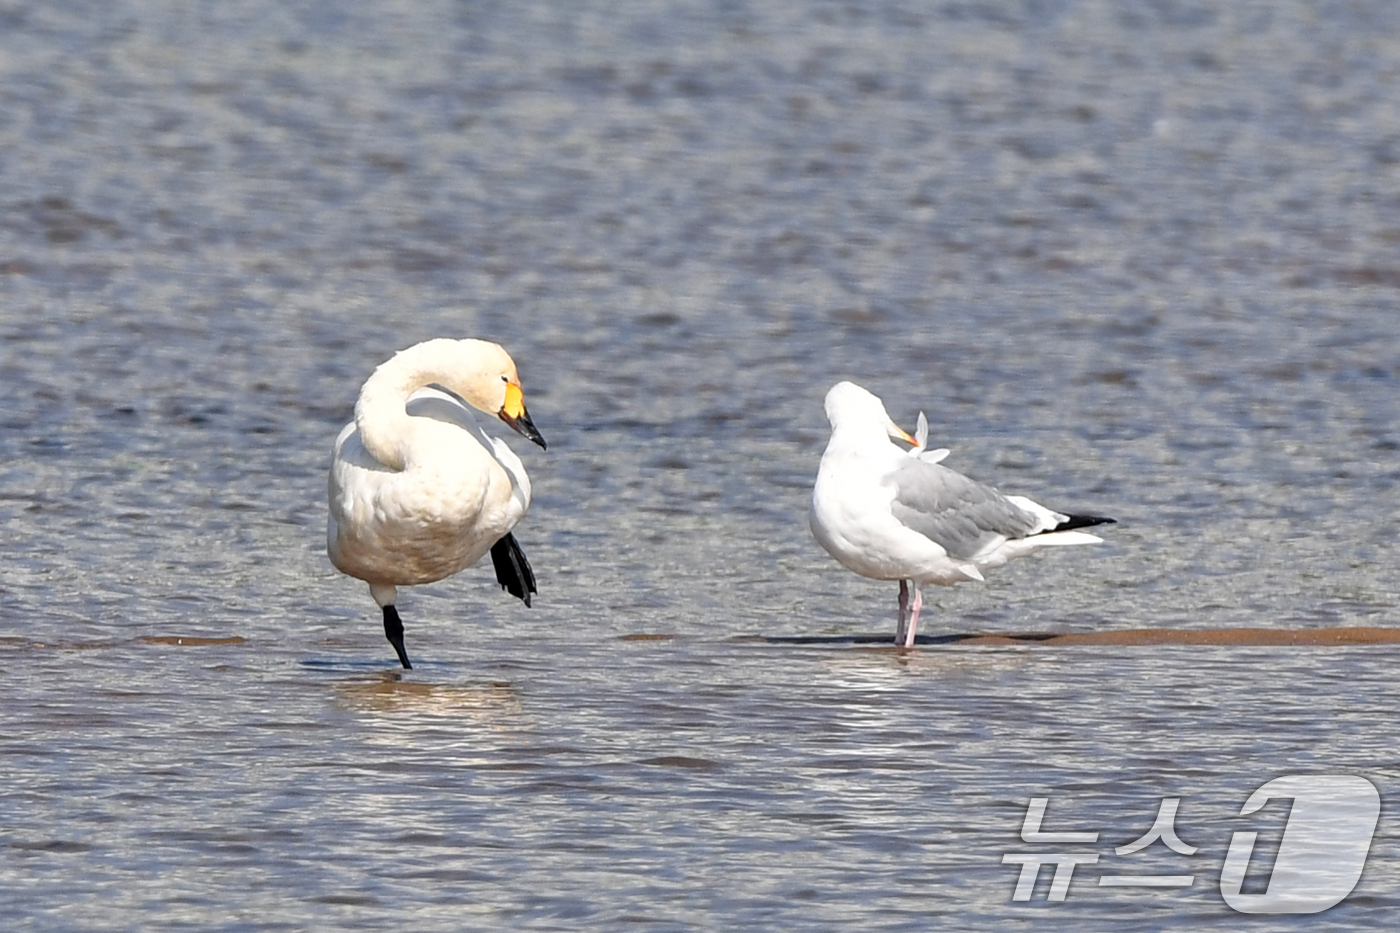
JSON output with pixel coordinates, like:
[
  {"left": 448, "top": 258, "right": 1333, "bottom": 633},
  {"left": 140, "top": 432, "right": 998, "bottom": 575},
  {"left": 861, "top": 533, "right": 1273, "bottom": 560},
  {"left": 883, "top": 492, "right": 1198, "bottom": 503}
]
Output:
[{"left": 354, "top": 339, "right": 484, "bottom": 470}]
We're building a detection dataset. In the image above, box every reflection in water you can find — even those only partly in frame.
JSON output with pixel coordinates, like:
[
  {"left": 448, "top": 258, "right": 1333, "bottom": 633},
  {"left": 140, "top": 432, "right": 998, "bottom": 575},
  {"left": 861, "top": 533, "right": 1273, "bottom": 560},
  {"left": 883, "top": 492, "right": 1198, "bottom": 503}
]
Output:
[
  {"left": 141, "top": 635, "right": 248, "bottom": 647},
  {"left": 334, "top": 672, "right": 523, "bottom": 721}
]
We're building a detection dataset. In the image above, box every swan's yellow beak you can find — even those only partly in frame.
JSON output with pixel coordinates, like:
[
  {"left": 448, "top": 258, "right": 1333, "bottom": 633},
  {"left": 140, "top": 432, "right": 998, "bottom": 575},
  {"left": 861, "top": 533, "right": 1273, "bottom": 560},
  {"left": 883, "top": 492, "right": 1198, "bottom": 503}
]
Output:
[
  {"left": 499, "top": 383, "right": 547, "bottom": 449},
  {"left": 502, "top": 383, "right": 526, "bottom": 420}
]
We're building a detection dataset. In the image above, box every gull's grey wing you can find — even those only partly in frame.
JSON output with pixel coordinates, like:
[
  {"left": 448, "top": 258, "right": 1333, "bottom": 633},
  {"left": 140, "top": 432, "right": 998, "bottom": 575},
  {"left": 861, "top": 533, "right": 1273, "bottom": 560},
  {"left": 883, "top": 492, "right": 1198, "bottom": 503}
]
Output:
[{"left": 884, "top": 459, "right": 1043, "bottom": 559}]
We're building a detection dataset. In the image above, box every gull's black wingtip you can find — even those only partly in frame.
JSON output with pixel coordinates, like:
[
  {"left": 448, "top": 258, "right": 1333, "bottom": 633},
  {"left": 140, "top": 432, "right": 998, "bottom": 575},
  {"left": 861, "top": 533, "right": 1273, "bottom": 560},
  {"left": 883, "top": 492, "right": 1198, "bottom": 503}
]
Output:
[
  {"left": 1051, "top": 513, "right": 1117, "bottom": 533},
  {"left": 490, "top": 532, "right": 538, "bottom": 607}
]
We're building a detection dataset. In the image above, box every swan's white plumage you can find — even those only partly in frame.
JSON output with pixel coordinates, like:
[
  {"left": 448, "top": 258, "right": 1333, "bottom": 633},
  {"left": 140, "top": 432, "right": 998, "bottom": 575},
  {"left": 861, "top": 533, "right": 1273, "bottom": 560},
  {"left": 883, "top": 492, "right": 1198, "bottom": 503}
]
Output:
[
  {"left": 810, "top": 381, "right": 1112, "bottom": 647},
  {"left": 327, "top": 338, "right": 545, "bottom": 666}
]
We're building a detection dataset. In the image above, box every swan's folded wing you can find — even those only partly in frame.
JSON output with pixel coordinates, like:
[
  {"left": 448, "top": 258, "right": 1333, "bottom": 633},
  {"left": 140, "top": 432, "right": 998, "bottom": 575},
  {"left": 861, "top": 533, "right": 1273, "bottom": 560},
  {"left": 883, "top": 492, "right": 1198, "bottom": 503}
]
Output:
[{"left": 884, "top": 459, "right": 1043, "bottom": 559}]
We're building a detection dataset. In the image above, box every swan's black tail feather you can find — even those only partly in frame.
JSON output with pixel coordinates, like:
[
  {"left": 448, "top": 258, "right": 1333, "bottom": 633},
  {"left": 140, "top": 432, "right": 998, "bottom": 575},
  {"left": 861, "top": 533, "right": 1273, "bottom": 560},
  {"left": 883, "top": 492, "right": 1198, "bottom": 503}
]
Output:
[
  {"left": 490, "top": 532, "right": 537, "bottom": 607},
  {"left": 1048, "top": 513, "right": 1116, "bottom": 533}
]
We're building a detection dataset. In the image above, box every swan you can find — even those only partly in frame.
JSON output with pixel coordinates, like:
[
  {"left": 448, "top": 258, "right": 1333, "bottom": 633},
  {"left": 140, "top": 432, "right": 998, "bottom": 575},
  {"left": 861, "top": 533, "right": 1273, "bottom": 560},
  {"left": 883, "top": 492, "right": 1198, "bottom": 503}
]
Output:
[
  {"left": 327, "top": 338, "right": 547, "bottom": 668},
  {"left": 810, "top": 381, "right": 1114, "bottom": 647}
]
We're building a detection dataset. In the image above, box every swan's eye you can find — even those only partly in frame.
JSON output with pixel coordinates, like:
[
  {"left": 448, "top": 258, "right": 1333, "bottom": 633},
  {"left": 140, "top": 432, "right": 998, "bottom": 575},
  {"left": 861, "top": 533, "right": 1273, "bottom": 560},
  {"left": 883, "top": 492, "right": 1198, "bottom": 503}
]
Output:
[{"left": 500, "top": 374, "right": 509, "bottom": 384}]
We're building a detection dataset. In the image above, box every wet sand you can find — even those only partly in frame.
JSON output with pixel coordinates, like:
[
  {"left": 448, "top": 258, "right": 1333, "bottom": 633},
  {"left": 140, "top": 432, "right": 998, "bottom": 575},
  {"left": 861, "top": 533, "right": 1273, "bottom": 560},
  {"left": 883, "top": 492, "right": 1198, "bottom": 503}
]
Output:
[
  {"left": 962, "top": 627, "right": 1400, "bottom": 647},
  {"left": 761, "top": 627, "right": 1400, "bottom": 648}
]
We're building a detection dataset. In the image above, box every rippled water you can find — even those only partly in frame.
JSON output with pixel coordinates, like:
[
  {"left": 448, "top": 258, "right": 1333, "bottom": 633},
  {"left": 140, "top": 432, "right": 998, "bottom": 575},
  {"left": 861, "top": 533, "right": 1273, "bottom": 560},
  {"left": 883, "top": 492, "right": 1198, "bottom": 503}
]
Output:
[{"left": 3, "top": 1, "right": 1399, "bottom": 929}]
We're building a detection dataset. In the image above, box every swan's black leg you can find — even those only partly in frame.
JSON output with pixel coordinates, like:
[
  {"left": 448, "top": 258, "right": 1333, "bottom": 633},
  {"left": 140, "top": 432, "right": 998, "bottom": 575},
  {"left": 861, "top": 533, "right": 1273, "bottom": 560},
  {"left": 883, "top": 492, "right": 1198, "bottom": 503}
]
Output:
[{"left": 382, "top": 605, "right": 412, "bottom": 669}]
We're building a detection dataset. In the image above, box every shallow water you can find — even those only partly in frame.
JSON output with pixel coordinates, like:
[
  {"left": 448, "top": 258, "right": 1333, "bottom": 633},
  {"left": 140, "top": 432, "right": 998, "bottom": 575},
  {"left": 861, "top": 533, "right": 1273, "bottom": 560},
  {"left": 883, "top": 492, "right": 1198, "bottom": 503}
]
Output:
[{"left": 3, "top": 1, "right": 1399, "bottom": 929}]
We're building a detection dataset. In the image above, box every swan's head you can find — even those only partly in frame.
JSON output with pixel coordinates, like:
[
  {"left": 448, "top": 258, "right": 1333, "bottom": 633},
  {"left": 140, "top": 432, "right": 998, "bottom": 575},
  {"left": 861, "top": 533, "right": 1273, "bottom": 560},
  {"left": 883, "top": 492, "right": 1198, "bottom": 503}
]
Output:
[
  {"left": 452, "top": 340, "right": 547, "bottom": 450},
  {"left": 823, "top": 381, "right": 915, "bottom": 444},
  {"left": 400, "top": 338, "right": 544, "bottom": 450}
]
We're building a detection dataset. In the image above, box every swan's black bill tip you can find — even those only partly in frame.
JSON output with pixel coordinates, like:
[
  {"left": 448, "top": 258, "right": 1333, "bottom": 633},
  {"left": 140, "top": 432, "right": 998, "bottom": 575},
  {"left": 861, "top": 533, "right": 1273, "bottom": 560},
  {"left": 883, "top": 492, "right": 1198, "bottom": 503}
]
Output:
[{"left": 500, "top": 409, "right": 546, "bottom": 449}]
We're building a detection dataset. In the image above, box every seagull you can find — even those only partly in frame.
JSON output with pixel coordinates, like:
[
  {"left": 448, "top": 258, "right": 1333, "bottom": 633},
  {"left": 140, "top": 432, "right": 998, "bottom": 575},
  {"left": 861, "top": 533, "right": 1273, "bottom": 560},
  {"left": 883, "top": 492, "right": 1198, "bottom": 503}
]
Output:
[
  {"left": 327, "top": 338, "right": 547, "bottom": 669},
  {"left": 810, "top": 381, "right": 1113, "bottom": 647}
]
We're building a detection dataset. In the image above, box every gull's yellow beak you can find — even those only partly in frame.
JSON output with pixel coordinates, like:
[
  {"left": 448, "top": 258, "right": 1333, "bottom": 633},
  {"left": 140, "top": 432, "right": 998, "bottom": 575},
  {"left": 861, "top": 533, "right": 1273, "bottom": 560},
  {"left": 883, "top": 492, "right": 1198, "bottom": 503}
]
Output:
[
  {"left": 498, "top": 382, "right": 547, "bottom": 449},
  {"left": 889, "top": 421, "right": 917, "bottom": 446}
]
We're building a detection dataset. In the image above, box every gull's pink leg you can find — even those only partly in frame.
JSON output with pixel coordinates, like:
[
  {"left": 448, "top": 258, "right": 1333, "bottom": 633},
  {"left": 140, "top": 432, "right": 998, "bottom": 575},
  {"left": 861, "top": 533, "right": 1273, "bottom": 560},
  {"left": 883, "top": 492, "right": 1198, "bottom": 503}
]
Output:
[
  {"left": 895, "top": 580, "right": 909, "bottom": 646},
  {"left": 901, "top": 584, "right": 923, "bottom": 649}
]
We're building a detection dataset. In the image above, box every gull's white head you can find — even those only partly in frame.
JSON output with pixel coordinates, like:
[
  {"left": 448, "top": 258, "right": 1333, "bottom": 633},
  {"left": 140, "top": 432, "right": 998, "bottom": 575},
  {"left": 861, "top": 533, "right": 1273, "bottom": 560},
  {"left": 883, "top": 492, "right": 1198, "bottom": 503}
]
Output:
[{"left": 823, "top": 381, "right": 916, "bottom": 444}]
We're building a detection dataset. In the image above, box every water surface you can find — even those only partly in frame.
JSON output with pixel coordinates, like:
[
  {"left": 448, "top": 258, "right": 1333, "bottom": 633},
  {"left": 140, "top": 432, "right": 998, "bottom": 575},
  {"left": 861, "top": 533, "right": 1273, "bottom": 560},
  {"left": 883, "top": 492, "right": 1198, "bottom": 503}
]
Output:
[{"left": 3, "top": 1, "right": 1399, "bottom": 929}]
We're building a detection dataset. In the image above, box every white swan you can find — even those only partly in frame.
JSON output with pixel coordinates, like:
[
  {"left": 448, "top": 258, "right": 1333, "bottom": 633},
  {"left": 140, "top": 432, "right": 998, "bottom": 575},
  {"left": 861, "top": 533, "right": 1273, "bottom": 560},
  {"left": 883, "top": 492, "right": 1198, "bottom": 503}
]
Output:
[
  {"left": 810, "top": 382, "right": 1113, "bottom": 648},
  {"left": 327, "top": 338, "right": 547, "bottom": 668}
]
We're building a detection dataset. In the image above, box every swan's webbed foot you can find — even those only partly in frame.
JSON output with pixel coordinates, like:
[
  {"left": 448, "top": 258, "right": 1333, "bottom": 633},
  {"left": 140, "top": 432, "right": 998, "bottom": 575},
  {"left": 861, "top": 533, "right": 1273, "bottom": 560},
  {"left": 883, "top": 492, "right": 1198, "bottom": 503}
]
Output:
[{"left": 490, "top": 532, "right": 537, "bottom": 607}]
